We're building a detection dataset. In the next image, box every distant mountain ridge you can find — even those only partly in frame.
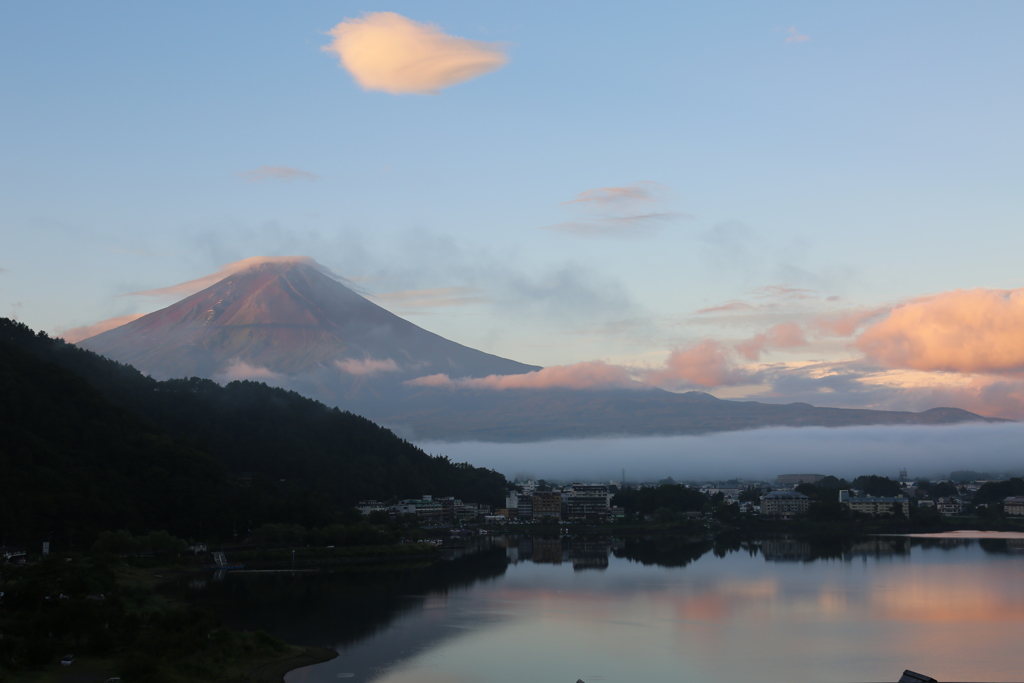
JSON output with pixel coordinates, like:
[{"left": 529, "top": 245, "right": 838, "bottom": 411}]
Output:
[{"left": 76, "top": 257, "right": 1007, "bottom": 441}]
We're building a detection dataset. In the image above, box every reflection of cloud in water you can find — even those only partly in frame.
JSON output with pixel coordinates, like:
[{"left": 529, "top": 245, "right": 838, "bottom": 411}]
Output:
[{"left": 281, "top": 537, "right": 1024, "bottom": 683}]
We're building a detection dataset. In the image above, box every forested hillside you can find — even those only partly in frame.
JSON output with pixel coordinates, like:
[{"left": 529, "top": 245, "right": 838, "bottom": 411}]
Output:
[{"left": 0, "top": 319, "right": 507, "bottom": 548}]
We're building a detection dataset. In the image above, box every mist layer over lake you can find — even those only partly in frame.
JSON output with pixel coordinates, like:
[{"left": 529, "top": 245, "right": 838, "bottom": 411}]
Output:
[{"left": 420, "top": 422, "right": 1024, "bottom": 481}]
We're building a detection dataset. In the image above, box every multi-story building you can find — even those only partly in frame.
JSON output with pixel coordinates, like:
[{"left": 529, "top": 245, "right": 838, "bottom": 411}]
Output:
[
  {"left": 759, "top": 490, "right": 810, "bottom": 519},
  {"left": 839, "top": 490, "right": 910, "bottom": 517},
  {"left": 936, "top": 497, "right": 963, "bottom": 516},
  {"left": 1003, "top": 496, "right": 1024, "bottom": 516},
  {"left": 357, "top": 500, "right": 386, "bottom": 515},
  {"left": 517, "top": 495, "right": 533, "bottom": 521},
  {"left": 567, "top": 484, "right": 610, "bottom": 521},
  {"left": 532, "top": 491, "right": 562, "bottom": 520},
  {"left": 390, "top": 495, "right": 444, "bottom": 521}
]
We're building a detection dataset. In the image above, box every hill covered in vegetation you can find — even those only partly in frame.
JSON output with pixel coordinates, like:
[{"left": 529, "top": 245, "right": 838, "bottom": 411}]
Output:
[{"left": 0, "top": 318, "right": 508, "bottom": 549}]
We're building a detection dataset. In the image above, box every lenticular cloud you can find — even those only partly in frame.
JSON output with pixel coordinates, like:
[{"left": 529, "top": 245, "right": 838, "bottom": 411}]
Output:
[{"left": 323, "top": 12, "right": 508, "bottom": 95}]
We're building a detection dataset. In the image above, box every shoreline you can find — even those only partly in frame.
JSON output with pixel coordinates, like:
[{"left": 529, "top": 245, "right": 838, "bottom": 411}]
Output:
[{"left": 246, "top": 646, "right": 339, "bottom": 683}]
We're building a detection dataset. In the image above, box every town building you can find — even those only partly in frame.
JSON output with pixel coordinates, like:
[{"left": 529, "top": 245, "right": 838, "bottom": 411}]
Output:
[
  {"left": 1003, "top": 496, "right": 1024, "bottom": 516},
  {"left": 357, "top": 500, "right": 386, "bottom": 515},
  {"left": 935, "top": 497, "right": 964, "bottom": 516},
  {"left": 531, "top": 491, "right": 562, "bottom": 520},
  {"left": 517, "top": 495, "right": 533, "bottom": 521},
  {"left": 759, "top": 490, "right": 810, "bottom": 519},
  {"left": 839, "top": 490, "right": 910, "bottom": 516},
  {"left": 390, "top": 495, "right": 444, "bottom": 521},
  {"left": 567, "top": 484, "right": 610, "bottom": 521}
]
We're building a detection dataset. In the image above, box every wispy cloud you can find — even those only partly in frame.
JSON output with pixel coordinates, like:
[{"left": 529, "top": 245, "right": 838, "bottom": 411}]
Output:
[
  {"left": 809, "top": 307, "right": 888, "bottom": 338},
  {"left": 335, "top": 358, "right": 400, "bottom": 376},
  {"left": 544, "top": 182, "right": 687, "bottom": 237},
  {"left": 369, "top": 286, "right": 488, "bottom": 310},
  {"left": 784, "top": 26, "right": 811, "bottom": 43},
  {"left": 751, "top": 284, "right": 816, "bottom": 301},
  {"left": 322, "top": 12, "right": 508, "bottom": 95},
  {"left": 752, "top": 360, "right": 1024, "bottom": 421},
  {"left": 561, "top": 185, "right": 660, "bottom": 207},
  {"left": 58, "top": 313, "right": 146, "bottom": 343},
  {"left": 214, "top": 359, "right": 287, "bottom": 384},
  {"left": 125, "top": 256, "right": 335, "bottom": 299},
  {"left": 239, "top": 166, "right": 318, "bottom": 182},
  {"left": 697, "top": 301, "right": 755, "bottom": 315},
  {"left": 406, "top": 361, "right": 638, "bottom": 391}
]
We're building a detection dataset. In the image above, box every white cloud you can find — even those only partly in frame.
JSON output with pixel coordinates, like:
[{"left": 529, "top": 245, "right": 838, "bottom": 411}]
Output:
[{"left": 214, "top": 359, "right": 287, "bottom": 384}]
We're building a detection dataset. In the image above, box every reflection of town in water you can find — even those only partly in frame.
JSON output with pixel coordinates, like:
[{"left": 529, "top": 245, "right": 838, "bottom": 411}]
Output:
[{"left": 496, "top": 535, "right": 626, "bottom": 570}]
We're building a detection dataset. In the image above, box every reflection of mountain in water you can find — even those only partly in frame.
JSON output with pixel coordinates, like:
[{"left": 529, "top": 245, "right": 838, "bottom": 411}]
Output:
[
  {"left": 757, "top": 536, "right": 911, "bottom": 562},
  {"left": 980, "top": 538, "right": 1024, "bottom": 554},
  {"left": 177, "top": 540, "right": 509, "bottom": 650},
  {"left": 613, "top": 537, "right": 715, "bottom": 568}
]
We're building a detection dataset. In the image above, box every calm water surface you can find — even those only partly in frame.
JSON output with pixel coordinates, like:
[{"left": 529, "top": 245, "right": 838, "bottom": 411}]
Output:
[{"left": 183, "top": 534, "right": 1024, "bottom": 683}]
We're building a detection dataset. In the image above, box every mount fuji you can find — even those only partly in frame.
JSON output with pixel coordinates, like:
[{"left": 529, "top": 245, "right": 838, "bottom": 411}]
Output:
[{"left": 78, "top": 257, "right": 1001, "bottom": 441}]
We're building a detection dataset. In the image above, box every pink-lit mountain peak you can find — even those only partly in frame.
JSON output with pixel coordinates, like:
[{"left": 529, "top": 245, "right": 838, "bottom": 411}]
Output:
[{"left": 79, "top": 257, "right": 538, "bottom": 380}]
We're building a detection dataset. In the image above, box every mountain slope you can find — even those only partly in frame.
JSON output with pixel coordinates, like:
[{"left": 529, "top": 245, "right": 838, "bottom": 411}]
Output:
[
  {"left": 79, "top": 258, "right": 539, "bottom": 380},
  {"left": 73, "top": 258, "right": 1005, "bottom": 441}
]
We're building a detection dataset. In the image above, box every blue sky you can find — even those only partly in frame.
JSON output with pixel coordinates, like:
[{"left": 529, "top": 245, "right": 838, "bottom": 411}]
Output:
[{"left": 2, "top": 2, "right": 1023, "bottom": 417}]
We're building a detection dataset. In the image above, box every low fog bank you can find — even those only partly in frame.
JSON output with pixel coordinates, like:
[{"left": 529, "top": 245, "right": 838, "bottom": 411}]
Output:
[{"left": 418, "top": 422, "right": 1024, "bottom": 483}]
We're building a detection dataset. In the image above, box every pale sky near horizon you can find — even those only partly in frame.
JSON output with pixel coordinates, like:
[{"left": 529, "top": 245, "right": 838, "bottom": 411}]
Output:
[{"left": 2, "top": 2, "right": 1023, "bottom": 418}]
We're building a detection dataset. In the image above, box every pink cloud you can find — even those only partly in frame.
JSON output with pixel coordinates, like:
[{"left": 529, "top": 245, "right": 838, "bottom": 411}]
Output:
[
  {"left": 857, "top": 288, "right": 1024, "bottom": 374},
  {"left": 406, "top": 361, "right": 636, "bottom": 391},
  {"left": 335, "top": 358, "right": 400, "bottom": 376},
  {"left": 735, "top": 322, "right": 809, "bottom": 361},
  {"left": 60, "top": 313, "right": 146, "bottom": 343},
  {"left": 125, "top": 256, "right": 329, "bottom": 299},
  {"left": 561, "top": 184, "right": 660, "bottom": 207},
  {"left": 649, "top": 340, "right": 761, "bottom": 388},
  {"left": 808, "top": 307, "right": 889, "bottom": 338},
  {"left": 322, "top": 12, "right": 508, "bottom": 95},
  {"left": 784, "top": 27, "right": 811, "bottom": 43},
  {"left": 546, "top": 182, "right": 686, "bottom": 237},
  {"left": 697, "top": 301, "right": 755, "bottom": 315},
  {"left": 406, "top": 373, "right": 454, "bottom": 388}
]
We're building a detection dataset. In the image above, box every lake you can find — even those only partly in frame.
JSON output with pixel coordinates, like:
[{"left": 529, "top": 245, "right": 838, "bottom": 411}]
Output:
[{"left": 182, "top": 533, "right": 1024, "bottom": 683}]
